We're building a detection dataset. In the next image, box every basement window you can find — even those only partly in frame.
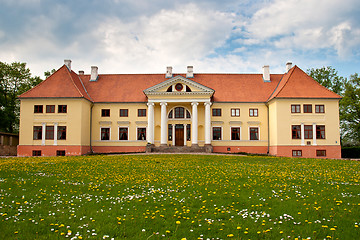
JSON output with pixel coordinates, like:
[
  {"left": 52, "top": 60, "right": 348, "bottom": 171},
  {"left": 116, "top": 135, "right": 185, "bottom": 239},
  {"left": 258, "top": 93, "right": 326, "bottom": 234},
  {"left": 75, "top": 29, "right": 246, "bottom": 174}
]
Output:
[{"left": 56, "top": 150, "right": 66, "bottom": 156}]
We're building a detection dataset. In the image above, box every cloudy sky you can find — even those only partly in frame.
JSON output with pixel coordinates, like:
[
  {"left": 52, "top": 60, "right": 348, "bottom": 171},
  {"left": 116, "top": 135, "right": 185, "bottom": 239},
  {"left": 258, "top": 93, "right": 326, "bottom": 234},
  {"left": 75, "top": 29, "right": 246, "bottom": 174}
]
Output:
[{"left": 0, "top": 0, "right": 359, "bottom": 78}]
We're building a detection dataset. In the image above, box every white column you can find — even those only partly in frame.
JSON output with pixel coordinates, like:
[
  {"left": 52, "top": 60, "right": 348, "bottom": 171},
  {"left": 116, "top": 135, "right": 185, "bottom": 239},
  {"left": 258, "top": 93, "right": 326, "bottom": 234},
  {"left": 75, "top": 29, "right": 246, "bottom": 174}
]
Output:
[
  {"left": 172, "top": 124, "right": 175, "bottom": 146},
  {"left": 301, "top": 123, "right": 305, "bottom": 146},
  {"left": 54, "top": 122, "right": 58, "bottom": 146},
  {"left": 204, "top": 102, "right": 212, "bottom": 145},
  {"left": 191, "top": 102, "right": 199, "bottom": 146},
  {"left": 41, "top": 123, "right": 46, "bottom": 146},
  {"left": 184, "top": 124, "right": 187, "bottom": 146},
  {"left": 147, "top": 103, "right": 155, "bottom": 144},
  {"left": 312, "top": 123, "right": 317, "bottom": 146},
  {"left": 160, "top": 102, "right": 168, "bottom": 145}
]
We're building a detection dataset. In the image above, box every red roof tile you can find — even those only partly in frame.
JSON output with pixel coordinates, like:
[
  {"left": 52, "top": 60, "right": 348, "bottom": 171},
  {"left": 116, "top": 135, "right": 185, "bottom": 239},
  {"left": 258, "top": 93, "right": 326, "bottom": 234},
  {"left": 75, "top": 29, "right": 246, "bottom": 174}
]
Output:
[
  {"left": 19, "top": 65, "right": 92, "bottom": 101},
  {"left": 268, "top": 66, "right": 341, "bottom": 101},
  {"left": 19, "top": 64, "right": 341, "bottom": 103}
]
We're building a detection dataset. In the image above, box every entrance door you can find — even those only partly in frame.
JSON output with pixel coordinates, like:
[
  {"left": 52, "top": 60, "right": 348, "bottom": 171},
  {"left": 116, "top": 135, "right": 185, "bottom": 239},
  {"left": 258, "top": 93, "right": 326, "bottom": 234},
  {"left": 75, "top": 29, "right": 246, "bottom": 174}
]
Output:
[{"left": 175, "top": 124, "right": 184, "bottom": 146}]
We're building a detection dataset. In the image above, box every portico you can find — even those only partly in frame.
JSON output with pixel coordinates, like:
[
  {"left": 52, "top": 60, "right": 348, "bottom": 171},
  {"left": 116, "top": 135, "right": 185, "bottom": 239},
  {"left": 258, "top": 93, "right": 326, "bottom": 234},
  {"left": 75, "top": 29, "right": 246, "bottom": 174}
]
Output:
[{"left": 143, "top": 74, "right": 214, "bottom": 150}]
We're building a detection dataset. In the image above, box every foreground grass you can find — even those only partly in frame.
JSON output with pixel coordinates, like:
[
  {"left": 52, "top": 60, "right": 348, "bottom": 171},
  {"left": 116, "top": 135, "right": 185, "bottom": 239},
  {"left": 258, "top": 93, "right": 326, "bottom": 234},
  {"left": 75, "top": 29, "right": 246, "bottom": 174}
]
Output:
[{"left": 0, "top": 154, "right": 359, "bottom": 240}]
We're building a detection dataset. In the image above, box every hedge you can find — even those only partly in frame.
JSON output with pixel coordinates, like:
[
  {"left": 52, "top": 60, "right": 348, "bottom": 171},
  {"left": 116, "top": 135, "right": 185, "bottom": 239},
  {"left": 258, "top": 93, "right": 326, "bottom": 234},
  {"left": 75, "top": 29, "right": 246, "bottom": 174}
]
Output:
[{"left": 342, "top": 146, "right": 360, "bottom": 158}]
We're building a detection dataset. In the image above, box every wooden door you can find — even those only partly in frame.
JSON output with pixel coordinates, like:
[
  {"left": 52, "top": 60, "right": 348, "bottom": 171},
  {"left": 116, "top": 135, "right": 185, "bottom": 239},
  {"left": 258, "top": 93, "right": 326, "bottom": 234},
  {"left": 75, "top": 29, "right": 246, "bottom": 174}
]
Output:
[{"left": 175, "top": 125, "right": 184, "bottom": 146}]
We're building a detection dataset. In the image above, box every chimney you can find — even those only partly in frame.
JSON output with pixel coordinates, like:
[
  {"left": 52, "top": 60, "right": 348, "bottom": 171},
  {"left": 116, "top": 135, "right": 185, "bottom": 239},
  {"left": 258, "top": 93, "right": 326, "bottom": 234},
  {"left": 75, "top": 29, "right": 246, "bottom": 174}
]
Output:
[
  {"left": 186, "top": 66, "right": 194, "bottom": 78},
  {"left": 90, "top": 66, "right": 98, "bottom": 81},
  {"left": 262, "top": 65, "right": 270, "bottom": 82},
  {"left": 78, "top": 70, "right": 84, "bottom": 75},
  {"left": 286, "top": 62, "right": 292, "bottom": 72},
  {"left": 166, "top": 66, "right": 173, "bottom": 78},
  {"left": 64, "top": 59, "right": 72, "bottom": 71}
]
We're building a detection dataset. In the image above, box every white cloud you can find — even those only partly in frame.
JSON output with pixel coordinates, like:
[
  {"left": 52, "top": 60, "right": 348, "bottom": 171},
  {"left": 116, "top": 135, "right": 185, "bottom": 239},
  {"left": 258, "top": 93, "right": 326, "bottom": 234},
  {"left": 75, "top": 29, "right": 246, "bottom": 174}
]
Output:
[
  {"left": 91, "top": 3, "right": 235, "bottom": 73},
  {"left": 242, "top": 0, "right": 360, "bottom": 58}
]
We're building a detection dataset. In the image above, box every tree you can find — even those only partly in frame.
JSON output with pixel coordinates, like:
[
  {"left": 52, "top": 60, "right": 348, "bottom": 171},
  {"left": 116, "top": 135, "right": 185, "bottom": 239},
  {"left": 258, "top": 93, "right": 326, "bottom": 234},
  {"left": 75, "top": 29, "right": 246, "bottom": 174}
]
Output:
[
  {"left": 44, "top": 69, "right": 56, "bottom": 79},
  {"left": 340, "top": 73, "right": 360, "bottom": 145},
  {"left": 0, "top": 61, "right": 42, "bottom": 133},
  {"left": 307, "top": 66, "right": 346, "bottom": 95}
]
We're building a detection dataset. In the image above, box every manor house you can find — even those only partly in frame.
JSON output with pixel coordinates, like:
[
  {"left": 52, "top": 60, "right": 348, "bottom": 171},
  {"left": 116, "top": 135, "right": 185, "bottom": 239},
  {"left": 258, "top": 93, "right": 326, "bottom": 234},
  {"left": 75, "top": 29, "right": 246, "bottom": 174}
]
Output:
[{"left": 18, "top": 60, "right": 341, "bottom": 158}]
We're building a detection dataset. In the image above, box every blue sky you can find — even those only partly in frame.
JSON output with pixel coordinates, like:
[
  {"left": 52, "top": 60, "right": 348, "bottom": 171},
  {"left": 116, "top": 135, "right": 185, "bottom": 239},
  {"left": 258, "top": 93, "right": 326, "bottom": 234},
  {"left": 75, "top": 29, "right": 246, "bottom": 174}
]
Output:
[{"left": 0, "top": 0, "right": 359, "bottom": 79}]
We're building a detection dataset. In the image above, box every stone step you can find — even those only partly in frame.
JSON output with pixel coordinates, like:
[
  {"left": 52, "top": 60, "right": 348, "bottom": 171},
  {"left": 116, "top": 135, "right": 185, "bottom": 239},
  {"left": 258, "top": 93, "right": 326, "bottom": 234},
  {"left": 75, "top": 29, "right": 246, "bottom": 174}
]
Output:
[{"left": 147, "top": 145, "right": 212, "bottom": 153}]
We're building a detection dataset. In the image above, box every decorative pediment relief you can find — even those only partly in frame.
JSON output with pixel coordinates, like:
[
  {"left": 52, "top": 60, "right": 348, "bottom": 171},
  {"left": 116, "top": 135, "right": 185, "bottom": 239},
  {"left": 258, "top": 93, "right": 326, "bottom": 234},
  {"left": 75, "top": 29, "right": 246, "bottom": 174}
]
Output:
[{"left": 143, "top": 75, "right": 214, "bottom": 96}]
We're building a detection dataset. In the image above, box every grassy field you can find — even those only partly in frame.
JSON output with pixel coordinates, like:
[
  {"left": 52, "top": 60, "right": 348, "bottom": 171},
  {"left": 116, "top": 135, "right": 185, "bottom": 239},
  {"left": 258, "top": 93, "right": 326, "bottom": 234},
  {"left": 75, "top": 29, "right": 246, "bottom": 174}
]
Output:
[{"left": 0, "top": 154, "right": 359, "bottom": 240}]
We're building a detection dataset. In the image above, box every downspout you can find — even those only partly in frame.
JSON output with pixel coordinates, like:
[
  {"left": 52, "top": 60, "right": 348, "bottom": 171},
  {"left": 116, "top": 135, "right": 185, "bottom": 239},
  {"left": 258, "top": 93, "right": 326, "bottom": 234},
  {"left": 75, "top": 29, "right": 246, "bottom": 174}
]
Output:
[
  {"left": 266, "top": 103, "right": 270, "bottom": 155},
  {"left": 90, "top": 103, "right": 94, "bottom": 154}
]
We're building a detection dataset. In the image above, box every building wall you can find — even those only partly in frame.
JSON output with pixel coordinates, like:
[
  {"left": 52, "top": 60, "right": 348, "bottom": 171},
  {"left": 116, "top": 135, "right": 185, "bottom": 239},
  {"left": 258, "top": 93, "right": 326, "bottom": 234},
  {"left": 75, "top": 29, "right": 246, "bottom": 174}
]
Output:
[
  {"left": 210, "top": 102, "right": 268, "bottom": 151},
  {"left": 18, "top": 98, "right": 92, "bottom": 156},
  {"left": 268, "top": 98, "right": 341, "bottom": 158}
]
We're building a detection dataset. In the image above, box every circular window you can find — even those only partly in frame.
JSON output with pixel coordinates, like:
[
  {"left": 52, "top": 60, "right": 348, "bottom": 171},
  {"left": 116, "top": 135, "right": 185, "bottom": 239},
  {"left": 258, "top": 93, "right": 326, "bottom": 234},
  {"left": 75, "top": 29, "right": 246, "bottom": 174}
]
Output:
[{"left": 175, "top": 83, "right": 183, "bottom": 91}]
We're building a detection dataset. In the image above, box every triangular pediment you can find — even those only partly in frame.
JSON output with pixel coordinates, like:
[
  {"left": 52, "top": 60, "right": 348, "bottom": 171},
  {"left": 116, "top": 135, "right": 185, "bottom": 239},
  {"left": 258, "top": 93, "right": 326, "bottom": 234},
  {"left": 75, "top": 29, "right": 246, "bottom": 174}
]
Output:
[{"left": 143, "top": 75, "right": 214, "bottom": 96}]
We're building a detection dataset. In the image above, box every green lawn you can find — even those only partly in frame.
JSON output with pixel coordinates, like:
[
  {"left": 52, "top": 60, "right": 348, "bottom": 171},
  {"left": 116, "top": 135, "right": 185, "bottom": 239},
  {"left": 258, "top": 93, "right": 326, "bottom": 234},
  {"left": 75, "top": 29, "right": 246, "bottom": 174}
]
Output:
[{"left": 0, "top": 154, "right": 359, "bottom": 239}]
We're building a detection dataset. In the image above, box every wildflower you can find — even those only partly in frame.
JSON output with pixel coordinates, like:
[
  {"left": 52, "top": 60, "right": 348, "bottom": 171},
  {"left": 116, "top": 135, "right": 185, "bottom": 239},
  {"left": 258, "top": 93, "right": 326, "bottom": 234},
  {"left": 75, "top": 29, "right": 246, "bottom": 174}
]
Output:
[
  {"left": 227, "top": 234, "right": 234, "bottom": 237},
  {"left": 176, "top": 221, "right": 181, "bottom": 225}
]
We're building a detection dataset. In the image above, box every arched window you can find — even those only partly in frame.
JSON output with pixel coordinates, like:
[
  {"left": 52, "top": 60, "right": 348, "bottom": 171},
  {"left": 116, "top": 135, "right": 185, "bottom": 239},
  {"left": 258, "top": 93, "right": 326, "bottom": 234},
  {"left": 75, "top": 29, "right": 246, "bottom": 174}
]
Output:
[{"left": 168, "top": 107, "right": 191, "bottom": 119}]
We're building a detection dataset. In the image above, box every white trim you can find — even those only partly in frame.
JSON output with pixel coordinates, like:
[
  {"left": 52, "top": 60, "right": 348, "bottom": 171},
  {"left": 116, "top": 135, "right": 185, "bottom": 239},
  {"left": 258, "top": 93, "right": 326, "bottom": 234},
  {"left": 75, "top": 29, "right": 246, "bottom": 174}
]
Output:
[
  {"left": 136, "top": 126, "right": 147, "bottom": 141},
  {"left": 248, "top": 126, "right": 260, "bottom": 141},
  {"left": 149, "top": 98, "right": 211, "bottom": 103},
  {"left": 118, "top": 126, "right": 129, "bottom": 141},
  {"left": 143, "top": 75, "right": 214, "bottom": 94},
  {"left": 167, "top": 105, "right": 192, "bottom": 120},
  {"left": 100, "top": 127, "right": 111, "bottom": 141},
  {"left": 212, "top": 126, "right": 223, "bottom": 141},
  {"left": 230, "top": 126, "right": 241, "bottom": 141}
]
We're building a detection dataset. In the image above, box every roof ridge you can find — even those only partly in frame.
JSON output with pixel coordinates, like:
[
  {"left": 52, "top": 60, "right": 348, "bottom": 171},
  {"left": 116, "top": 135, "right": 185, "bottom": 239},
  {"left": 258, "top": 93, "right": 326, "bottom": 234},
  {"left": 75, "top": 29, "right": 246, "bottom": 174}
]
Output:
[
  {"left": 75, "top": 72, "right": 93, "bottom": 102},
  {"left": 66, "top": 67, "right": 85, "bottom": 98},
  {"left": 266, "top": 67, "right": 295, "bottom": 101},
  {"left": 18, "top": 65, "right": 65, "bottom": 98}
]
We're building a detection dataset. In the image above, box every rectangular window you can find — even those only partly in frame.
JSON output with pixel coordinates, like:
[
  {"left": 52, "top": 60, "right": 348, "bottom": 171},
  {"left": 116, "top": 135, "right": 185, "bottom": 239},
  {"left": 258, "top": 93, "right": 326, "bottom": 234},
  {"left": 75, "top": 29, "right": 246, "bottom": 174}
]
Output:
[
  {"left": 101, "top": 109, "right": 110, "bottom": 117},
  {"left": 212, "top": 108, "right": 221, "bottom": 116},
  {"left": 249, "top": 108, "right": 258, "bottom": 117},
  {"left": 33, "top": 126, "right": 42, "bottom": 140},
  {"left": 119, "top": 127, "right": 128, "bottom": 140},
  {"left": 186, "top": 124, "right": 191, "bottom": 141},
  {"left": 138, "top": 109, "right": 146, "bottom": 117},
  {"left": 315, "top": 105, "right": 325, "bottom": 113},
  {"left": 291, "top": 104, "right": 300, "bottom": 113},
  {"left": 231, "top": 109, "right": 240, "bottom": 117},
  {"left": 316, "top": 125, "right": 325, "bottom": 139},
  {"left": 58, "top": 105, "right": 67, "bottom": 113},
  {"left": 213, "top": 127, "right": 222, "bottom": 140},
  {"left": 101, "top": 128, "right": 110, "bottom": 140},
  {"left": 137, "top": 128, "right": 146, "bottom": 140},
  {"left": 56, "top": 150, "right": 66, "bottom": 156},
  {"left": 231, "top": 127, "right": 240, "bottom": 140},
  {"left": 46, "top": 105, "right": 55, "bottom": 113},
  {"left": 250, "top": 127, "right": 259, "bottom": 140},
  {"left": 34, "top": 105, "right": 43, "bottom": 113},
  {"left": 119, "top": 109, "right": 128, "bottom": 117},
  {"left": 316, "top": 150, "right": 326, "bottom": 157},
  {"left": 32, "top": 150, "right": 41, "bottom": 156},
  {"left": 168, "top": 124, "right": 172, "bottom": 141},
  {"left": 304, "top": 125, "right": 313, "bottom": 139},
  {"left": 303, "top": 104, "right": 312, "bottom": 113},
  {"left": 291, "top": 125, "right": 301, "bottom": 139},
  {"left": 45, "top": 126, "right": 54, "bottom": 140},
  {"left": 292, "top": 150, "right": 302, "bottom": 157},
  {"left": 57, "top": 126, "right": 67, "bottom": 140}
]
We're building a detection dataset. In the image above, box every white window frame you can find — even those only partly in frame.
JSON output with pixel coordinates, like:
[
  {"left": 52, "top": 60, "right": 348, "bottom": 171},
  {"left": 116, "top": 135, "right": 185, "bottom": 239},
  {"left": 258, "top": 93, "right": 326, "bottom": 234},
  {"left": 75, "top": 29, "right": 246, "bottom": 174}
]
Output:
[
  {"left": 136, "top": 126, "right": 147, "bottom": 141},
  {"left": 230, "top": 126, "right": 241, "bottom": 141},
  {"left": 249, "top": 126, "right": 260, "bottom": 141},
  {"left": 100, "top": 127, "right": 111, "bottom": 141},
  {"left": 212, "top": 126, "right": 223, "bottom": 141},
  {"left": 118, "top": 126, "right": 129, "bottom": 141}
]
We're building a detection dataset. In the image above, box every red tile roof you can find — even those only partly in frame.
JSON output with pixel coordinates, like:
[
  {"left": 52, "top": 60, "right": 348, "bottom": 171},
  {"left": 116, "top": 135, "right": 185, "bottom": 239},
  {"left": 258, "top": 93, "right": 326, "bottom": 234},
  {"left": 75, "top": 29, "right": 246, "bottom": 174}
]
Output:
[
  {"left": 19, "top": 65, "right": 92, "bottom": 101},
  {"left": 19, "top": 64, "right": 341, "bottom": 103},
  {"left": 268, "top": 66, "right": 341, "bottom": 101}
]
